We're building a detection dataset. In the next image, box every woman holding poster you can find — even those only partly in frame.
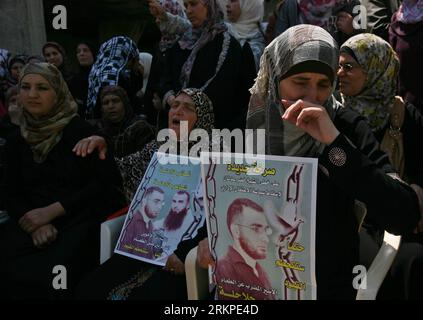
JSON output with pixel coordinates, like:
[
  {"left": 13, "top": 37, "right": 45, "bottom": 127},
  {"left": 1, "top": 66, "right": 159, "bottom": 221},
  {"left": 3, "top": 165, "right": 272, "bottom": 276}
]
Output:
[{"left": 198, "top": 24, "right": 422, "bottom": 300}]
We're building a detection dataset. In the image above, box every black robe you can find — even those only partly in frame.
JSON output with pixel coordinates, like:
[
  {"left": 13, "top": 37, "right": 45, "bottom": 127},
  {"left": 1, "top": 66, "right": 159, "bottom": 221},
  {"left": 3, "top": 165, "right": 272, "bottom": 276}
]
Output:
[{"left": 0, "top": 117, "right": 126, "bottom": 299}]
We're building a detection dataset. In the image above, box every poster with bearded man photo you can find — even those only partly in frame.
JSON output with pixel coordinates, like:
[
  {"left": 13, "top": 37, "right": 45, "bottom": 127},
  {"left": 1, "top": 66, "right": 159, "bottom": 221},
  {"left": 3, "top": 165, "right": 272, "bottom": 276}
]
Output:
[{"left": 115, "top": 152, "right": 205, "bottom": 266}]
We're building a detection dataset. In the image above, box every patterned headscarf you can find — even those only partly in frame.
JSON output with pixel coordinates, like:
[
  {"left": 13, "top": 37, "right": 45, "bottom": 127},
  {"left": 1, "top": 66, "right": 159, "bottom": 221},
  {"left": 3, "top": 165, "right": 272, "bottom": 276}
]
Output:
[
  {"left": 0, "top": 49, "right": 9, "bottom": 79},
  {"left": 178, "top": 88, "right": 215, "bottom": 135},
  {"left": 397, "top": 0, "right": 423, "bottom": 24},
  {"left": 86, "top": 36, "right": 139, "bottom": 116},
  {"left": 18, "top": 63, "right": 78, "bottom": 163},
  {"left": 298, "top": 0, "right": 341, "bottom": 29},
  {"left": 341, "top": 33, "right": 399, "bottom": 132},
  {"left": 178, "top": 0, "right": 228, "bottom": 88},
  {"left": 247, "top": 25, "right": 340, "bottom": 157}
]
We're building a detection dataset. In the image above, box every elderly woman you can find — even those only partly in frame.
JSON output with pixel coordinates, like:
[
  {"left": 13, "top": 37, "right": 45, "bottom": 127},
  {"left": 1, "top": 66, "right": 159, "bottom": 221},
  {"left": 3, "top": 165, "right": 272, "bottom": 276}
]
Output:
[
  {"left": 86, "top": 36, "right": 142, "bottom": 119},
  {"left": 96, "top": 85, "right": 155, "bottom": 158},
  {"left": 339, "top": 33, "right": 423, "bottom": 299},
  {"left": 0, "top": 63, "right": 125, "bottom": 299},
  {"left": 75, "top": 88, "right": 214, "bottom": 299},
  {"left": 195, "top": 25, "right": 422, "bottom": 299}
]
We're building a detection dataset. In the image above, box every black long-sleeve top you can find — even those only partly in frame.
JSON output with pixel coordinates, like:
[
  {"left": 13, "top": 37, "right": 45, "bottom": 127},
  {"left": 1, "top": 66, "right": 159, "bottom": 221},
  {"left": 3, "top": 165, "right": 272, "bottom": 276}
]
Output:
[
  {"left": 160, "top": 32, "right": 255, "bottom": 130},
  {"left": 175, "top": 106, "right": 420, "bottom": 299},
  {"left": 4, "top": 117, "right": 126, "bottom": 227}
]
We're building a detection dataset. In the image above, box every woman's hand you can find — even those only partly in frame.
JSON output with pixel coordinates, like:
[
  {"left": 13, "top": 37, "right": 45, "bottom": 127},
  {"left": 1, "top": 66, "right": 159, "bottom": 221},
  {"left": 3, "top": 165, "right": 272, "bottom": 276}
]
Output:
[
  {"left": 72, "top": 135, "right": 108, "bottom": 160},
  {"left": 336, "top": 12, "right": 354, "bottom": 35},
  {"left": 148, "top": 0, "right": 167, "bottom": 24},
  {"left": 281, "top": 99, "right": 340, "bottom": 145},
  {"left": 197, "top": 237, "right": 215, "bottom": 269},
  {"left": 31, "top": 224, "right": 58, "bottom": 249},
  {"left": 19, "top": 202, "right": 65, "bottom": 234},
  {"left": 164, "top": 253, "right": 185, "bottom": 275}
]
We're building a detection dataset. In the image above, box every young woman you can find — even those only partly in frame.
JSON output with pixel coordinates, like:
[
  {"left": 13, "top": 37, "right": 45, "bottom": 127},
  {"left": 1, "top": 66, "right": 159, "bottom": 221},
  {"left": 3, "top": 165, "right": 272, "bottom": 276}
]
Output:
[
  {"left": 42, "top": 42, "right": 73, "bottom": 85},
  {"left": 69, "top": 42, "right": 97, "bottom": 117},
  {"left": 0, "top": 63, "right": 125, "bottom": 299}
]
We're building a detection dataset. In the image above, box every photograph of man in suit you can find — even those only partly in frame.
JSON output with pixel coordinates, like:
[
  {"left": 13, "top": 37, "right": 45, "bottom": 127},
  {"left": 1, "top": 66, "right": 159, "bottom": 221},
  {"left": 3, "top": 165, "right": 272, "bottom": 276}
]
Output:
[
  {"left": 215, "top": 198, "right": 276, "bottom": 300},
  {"left": 118, "top": 186, "right": 165, "bottom": 259}
]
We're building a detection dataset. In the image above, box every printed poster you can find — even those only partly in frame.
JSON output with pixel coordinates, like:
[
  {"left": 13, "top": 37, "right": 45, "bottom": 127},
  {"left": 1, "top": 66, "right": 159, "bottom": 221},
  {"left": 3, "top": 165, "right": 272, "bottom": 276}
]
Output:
[
  {"left": 115, "top": 152, "right": 205, "bottom": 266},
  {"left": 201, "top": 153, "right": 317, "bottom": 300}
]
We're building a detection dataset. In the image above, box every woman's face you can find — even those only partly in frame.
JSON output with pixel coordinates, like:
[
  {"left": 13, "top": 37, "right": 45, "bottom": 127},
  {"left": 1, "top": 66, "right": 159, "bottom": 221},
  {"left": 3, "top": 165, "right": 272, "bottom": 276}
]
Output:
[
  {"left": 19, "top": 74, "right": 57, "bottom": 117},
  {"left": 337, "top": 53, "right": 367, "bottom": 96},
  {"left": 278, "top": 72, "right": 333, "bottom": 107},
  {"left": 168, "top": 93, "right": 198, "bottom": 140},
  {"left": 10, "top": 62, "right": 24, "bottom": 80},
  {"left": 226, "top": 0, "right": 241, "bottom": 22},
  {"left": 76, "top": 44, "right": 94, "bottom": 67},
  {"left": 101, "top": 94, "right": 126, "bottom": 123},
  {"left": 184, "top": 0, "right": 208, "bottom": 28},
  {"left": 44, "top": 46, "right": 64, "bottom": 67}
]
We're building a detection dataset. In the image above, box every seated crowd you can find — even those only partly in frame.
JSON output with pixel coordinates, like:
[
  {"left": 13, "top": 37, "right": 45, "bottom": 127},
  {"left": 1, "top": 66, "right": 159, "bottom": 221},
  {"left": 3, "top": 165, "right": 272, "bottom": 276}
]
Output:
[{"left": 0, "top": 0, "right": 422, "bottom": 300}]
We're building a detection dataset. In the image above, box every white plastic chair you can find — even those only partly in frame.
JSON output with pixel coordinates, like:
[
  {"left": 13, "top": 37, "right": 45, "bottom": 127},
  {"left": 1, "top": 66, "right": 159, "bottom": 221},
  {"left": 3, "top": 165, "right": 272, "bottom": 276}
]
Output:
[
  {"left": 185, "top": 246, "right": 210, "bottom": 300},
  {"left": 356, "top": 231, "right": 401, "bottom": 300},
  {"left": 184, "top": 231, "right": 402, "bottom": 300},
  {"left": 100, "top": 214, "right": 126, "bottom": 264}
]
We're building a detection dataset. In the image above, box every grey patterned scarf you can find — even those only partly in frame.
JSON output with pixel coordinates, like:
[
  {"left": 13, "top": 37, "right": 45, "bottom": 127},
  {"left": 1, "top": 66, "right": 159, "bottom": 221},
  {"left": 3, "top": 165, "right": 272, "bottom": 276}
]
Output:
[{"left": 247, "top": 25, "right": 340, "bottom": 157}]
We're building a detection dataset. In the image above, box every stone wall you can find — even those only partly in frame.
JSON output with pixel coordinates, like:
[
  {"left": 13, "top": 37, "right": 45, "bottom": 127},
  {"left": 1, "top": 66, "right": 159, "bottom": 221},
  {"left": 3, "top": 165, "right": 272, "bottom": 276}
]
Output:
[{"left": 0, "top": 0, "right": 46, "bottom": 55}]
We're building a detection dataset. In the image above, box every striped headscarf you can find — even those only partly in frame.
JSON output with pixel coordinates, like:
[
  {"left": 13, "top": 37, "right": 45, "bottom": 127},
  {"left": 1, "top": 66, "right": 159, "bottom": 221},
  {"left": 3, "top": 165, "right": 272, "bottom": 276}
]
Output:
[
  {"left": 341, "top": 33, "right": 399, "bottom": 132},
  {"left": 247, "top": 25, "right": 340, "bottom": 156},
  {"left": 18, "top": 63, "right": 78, "bottom": 163},
  {"left": 86, "top": 36, "right": 139, "bottom": 117}
]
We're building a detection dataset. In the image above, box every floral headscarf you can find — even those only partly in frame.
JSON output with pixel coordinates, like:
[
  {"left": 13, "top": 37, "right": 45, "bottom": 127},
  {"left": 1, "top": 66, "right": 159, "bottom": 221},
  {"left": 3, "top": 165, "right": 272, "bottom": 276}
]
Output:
[
  {"left": 18, "top": 63, "right": 78, "bottom": 163},
  {"left": 341, "top": 33, "right": 399, "bottom": 132}
]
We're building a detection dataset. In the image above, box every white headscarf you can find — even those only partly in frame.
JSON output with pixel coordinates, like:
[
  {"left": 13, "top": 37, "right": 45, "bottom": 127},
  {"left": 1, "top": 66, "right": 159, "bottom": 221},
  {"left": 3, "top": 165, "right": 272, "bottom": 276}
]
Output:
[
  {"left": 138, "top": 52, "right": 153, "bottom": 98},
  {"left": 227, "top": 0, "right": 264, "bottom": 43}
]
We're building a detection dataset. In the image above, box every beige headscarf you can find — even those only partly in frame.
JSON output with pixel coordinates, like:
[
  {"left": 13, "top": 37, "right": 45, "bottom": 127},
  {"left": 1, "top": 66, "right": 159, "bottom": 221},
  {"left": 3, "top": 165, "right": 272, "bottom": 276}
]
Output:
[{"left": 19, "top": 62, "right": 78, "bottom": 163}]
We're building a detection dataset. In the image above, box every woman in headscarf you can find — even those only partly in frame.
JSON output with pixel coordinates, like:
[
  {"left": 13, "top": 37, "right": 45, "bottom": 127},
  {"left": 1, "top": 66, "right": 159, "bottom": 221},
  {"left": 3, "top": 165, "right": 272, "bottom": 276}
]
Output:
[
  {"left": 86, "top": 36, "right": 142, "bottom": 119},
  {"left": 195, "top": 25, "right": 421, "bottom": 299},
  {"left": 6, "top": 56, "right": 26, "bottom": 89},
  {"left": 0, "top": 62, "right": 125, "bottom": 299},
  {"left": 69, "top": 41, "right": 98, "bottom": 117},
  {"left": 75, "top": 88, "right": 215, "bottom": 299},
  {"left": 42, "top": 42, "right": 73, "bottom": 85},
  {"left": 389, "top": 0, "right": 423, "bottom": 114},
  {"left": 225, "top": 0, "right": 266, "bottom": 71},
  {"left": 97, "top": 85, "right": 155, "bottom": 158},
  {"left": 339, "top": 33, "right": 423, "bottom": 299},
  {"left": 159, "top": 0, "right": 254, "bottom": 130},
  {"left": 148, "top": 0, "right": 189, "bottom": 52}
]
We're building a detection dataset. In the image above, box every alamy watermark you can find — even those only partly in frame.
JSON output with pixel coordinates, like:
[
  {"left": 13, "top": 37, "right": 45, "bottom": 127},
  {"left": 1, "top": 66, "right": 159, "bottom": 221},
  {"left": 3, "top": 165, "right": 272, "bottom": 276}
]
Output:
[{"left": 156, "top": 121, "right": 266, "bottom": 168}]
